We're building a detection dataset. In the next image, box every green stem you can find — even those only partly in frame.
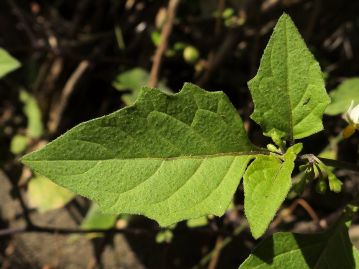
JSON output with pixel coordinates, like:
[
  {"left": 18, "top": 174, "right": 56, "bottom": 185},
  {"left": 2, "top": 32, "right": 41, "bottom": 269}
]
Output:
[{"left": 318, "top": 157, "right": 359, "bottom": 172}]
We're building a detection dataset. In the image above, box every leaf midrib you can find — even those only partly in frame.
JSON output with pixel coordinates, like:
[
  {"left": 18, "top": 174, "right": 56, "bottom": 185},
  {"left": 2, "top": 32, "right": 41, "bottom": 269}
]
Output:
[
  {"left": 283, "top": 17, "right": 294, "bottom": 142},
  {"left": 23, "top": 150, "right": 268, "bottom": 162}
]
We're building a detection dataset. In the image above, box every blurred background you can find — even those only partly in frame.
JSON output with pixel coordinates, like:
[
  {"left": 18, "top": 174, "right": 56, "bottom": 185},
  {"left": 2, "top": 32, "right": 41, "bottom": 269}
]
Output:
[{"left": 1, "top": 0, "right": 359, "bottom": 268}]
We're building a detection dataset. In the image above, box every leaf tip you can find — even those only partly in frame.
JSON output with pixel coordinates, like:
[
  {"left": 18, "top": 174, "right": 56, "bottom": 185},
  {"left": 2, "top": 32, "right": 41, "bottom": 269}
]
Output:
[
  {"left": 278, "top": 12, "right": 292, "bottom": 23},
  {"left": 250, "top": 226, "right": 264, "bottom": 240}
]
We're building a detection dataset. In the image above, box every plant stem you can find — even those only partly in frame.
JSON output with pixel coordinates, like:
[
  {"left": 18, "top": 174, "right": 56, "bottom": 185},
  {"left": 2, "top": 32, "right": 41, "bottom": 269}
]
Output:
[
  {"left": 0, "top": 223, "right": 230, "bottom": 238},
  {"left": 318, "top": 157, "right": 359, "bottom": 172},
  {"left": 299, "top": 154, "right": 359, "bottom": 173}
]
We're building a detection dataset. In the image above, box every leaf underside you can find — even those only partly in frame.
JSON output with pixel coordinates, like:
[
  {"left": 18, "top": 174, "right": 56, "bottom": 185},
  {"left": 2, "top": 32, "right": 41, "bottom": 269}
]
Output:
[
  {"left": 22, "top": 83, "right": 262, "bottom": 226},
  {"left": 244, "top": 144, "right": 301, "bottom": 239},
  {"left": 248, "top": 14, "right": 330, "bottom": 141}
]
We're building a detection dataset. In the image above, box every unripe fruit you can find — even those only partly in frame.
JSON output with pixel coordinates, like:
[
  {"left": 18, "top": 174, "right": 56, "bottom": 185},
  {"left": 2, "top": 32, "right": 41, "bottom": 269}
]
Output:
[{"left": 183, "top": 46, "right": 199, "bottom": 64}]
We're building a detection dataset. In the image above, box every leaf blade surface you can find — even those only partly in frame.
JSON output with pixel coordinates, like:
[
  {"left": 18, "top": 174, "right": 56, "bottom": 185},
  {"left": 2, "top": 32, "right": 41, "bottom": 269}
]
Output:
[
  {"left": 239, "top": 210, "right": 359, "bottom": 269},
  {"left": 244, "top": 144, "right": 302, "bottom": 238},
  {"left": 23, "top": 83, "right": 261, "bottom": 225},
  {"left": 248, "top": 14, "right": 330, "bottom": 141}
]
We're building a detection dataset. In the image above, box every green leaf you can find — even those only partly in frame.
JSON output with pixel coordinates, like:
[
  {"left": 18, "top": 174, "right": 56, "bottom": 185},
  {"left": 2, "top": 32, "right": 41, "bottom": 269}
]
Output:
[
  {"left": 239, "top": 208, "right": 359, "bottom": 269},
  {"left": 156, "top": 229, "right": 174, "bottom": 244},
  {"left": 113, "top": 68, "right": 149, "bottom": 105},
  {"left": 112, "top": 68, "right": 170, "bottom": 105},
  {"left": 326, "top": 77, "right": 359, "bottom": 115},
  {"left": 151, "top": 31, "right": 161, "bottom": 47},
  {"left": 0, "top": 47, "right": 21, "bottom": 79},
  {"left": 10, "top": 134, "right": 29, "bottom": 154},
  {"left": 248, "top": 14, "right": 330, "bottom": 141},
  {"left": 27, "top": 175, "right": 75, "bottom": 212},
  {"left": 20, "top": 90, "right": 44, "bottom": 138},
  {"left": 244, "top": 144, "right": 302, "bottom": 238},
  {"left": 80, "top": 203, "right": 117, "bottom": 238},
  {"left": 81, "top": 203, "right": 117, "bottom": 230},
  {"left": 22, "top": 83, "right": 263, "bottom": 226}
]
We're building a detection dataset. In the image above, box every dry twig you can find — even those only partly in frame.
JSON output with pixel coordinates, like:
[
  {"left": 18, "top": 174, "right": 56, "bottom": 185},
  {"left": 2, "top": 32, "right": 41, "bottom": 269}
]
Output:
[
  {"left": 48, "top": 60, "right": 90, "bottom": 134},
  {"left": 148, "top": 0, "right": 180, "bottom": 88}
]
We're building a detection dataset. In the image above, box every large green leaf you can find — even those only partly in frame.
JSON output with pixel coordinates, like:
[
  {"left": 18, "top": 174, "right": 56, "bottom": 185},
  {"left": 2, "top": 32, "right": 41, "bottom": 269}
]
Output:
[
  {"left": 22, "top": 83, "right": 263, "bottom": 226},
  {"left": 326, "top": 77, "right": 359, "bottom": 115},
  {"left": 239, "top": 208, "right": 359, "bottom": 268},
  {"left": 0, "top": 47, "right": 21, "bottom": 78},
  {"left": 248, "top": 14, "right": 330, "bottom": 141},
  {"left": 244, "top": 144, "right": 302, "bottom": 239}
]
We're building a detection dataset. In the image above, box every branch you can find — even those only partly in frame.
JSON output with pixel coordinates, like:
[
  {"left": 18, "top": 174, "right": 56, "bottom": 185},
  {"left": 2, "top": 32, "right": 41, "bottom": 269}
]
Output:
[
  {"left": 48, "top": 60, "right": 90, "bottom": 133},
  {"left": 299, "top": 154, "right": 359, "bottom": 173},
  {"left": 148, "top": 0, "right": 180, "bottom": 88},
  {"left": 0, "top": 225, "right": 155, "bottom": 237},
  {"left": 7, "top": 0, "right": 38, "bottom": 48},
  {"left": 0, "top": 223, "right": 231, "bottom": 238},
  {"left": 319, "top": 157, "right": 359, "bottom": 173}
]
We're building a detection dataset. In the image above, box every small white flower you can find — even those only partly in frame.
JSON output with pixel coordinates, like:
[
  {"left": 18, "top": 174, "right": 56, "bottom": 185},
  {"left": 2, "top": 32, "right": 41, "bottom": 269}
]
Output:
[
  {"left": 343, "top": 100, "right": 359, "bottom": 138},
  {"left": 345, "top": 100, "right": 359, "bottom": 125}
]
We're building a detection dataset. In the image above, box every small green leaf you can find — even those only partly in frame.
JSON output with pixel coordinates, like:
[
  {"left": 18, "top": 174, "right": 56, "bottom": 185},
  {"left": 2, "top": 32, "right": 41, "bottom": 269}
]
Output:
[
  {"left": 315, "top": 178, "right": 327, "bottom": 194},
  {"left": 156, "top": 229, "right": 174, "bottom": 244},
  {"left": 10, "top": 134, "right": 29, "bottom": 154},
  {"left": 112, "top": 68, "right": 170, "bottom": 105},
  {"left": 317, "top": 160, "right": 343, "bottom": 193},
  {"left": 22, "top": 83, "right": 263, "bottom": 226},
  {"left": 0, "top": 48, "right": 21, "bottom": 79},
  {"left": 326, "top": 78, "right": 359, "bottom": 115},
  {"left": 244, "top": 144, "right": 302, "bottom": 238},
  {"left": 20, "top": 90, "right": 43, "bottom": 138},
  {"left": 248, "top": 14, "right": 330, "bottom": 141},
  {"left": 151, "top": 31, "right": 161, "bottom": 47},
  {"left": 327, "top": 172, "right": 342, "bottom": 193},
  {"left": 112, "top": 68, "right": 149, "bottom": 105},
  {"left": 239, "top": 208, "right": 359, "bottom": 268},
  {"left": 27, "top": 175, "right": 75, "bottom": 212},
  {"left": 81, "top": 203, "right": 117, "bottom": 230},
  {"left": 80, "top": 203, "right": 117, "bottom": 238}
]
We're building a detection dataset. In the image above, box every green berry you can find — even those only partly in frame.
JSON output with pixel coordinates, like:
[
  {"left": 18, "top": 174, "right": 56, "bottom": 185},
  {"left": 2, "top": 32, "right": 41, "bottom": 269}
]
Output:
[{"left": 183, "top": 46, "right": 199, "bottom": 64}]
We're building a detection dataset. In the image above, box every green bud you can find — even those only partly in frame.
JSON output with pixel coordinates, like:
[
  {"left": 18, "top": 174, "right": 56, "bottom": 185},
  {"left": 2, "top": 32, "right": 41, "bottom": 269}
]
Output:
[
  {"left": 266, "top": 144, "right": 278, "bottom": 153},
  {"left": 315, "top": 179, "right": 327, "bottom": 194},
  {"left": 328, "top": 173, "right": 342, "bottom": 193},
  {"left": 306, "top": 166, "right": 315, "bottom": 180},
  {"left": 222, "top": 8, "right": 234, "bottom": 19},
  {"left": 298, "top": 164, "right": 307, "bottom": 172}
]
